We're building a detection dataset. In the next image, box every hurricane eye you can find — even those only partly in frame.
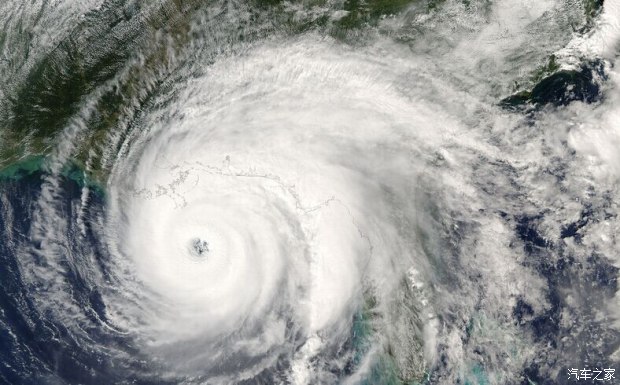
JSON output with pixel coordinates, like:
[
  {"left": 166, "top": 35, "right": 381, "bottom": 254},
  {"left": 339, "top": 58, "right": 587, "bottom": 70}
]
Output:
[{"left": 190, "top": 238, "right": 210, "bottom": 257}]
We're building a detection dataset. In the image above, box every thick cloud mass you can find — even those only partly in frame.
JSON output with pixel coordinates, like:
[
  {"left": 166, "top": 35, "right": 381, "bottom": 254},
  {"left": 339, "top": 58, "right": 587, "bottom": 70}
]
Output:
[{"left": 105, "top": 39, "right": 441, "bottom": 382}]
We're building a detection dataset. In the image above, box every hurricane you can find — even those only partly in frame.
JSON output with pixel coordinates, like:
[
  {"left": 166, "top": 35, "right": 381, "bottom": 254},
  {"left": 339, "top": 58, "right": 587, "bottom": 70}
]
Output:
[{"left": 0, "top": 1, "right": 619, "bottom": 384}]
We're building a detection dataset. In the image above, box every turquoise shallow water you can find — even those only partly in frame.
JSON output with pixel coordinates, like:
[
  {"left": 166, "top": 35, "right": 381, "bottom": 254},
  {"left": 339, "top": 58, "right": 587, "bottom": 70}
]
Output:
[{"left": 0, "top": 156, "right": 104, "bottom": 197}]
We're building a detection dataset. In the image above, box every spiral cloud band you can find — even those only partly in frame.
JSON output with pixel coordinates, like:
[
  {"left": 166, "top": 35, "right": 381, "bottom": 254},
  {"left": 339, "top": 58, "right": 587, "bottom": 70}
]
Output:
[{"left": 104, "top": 39, "right": 443, "bottom": 382}]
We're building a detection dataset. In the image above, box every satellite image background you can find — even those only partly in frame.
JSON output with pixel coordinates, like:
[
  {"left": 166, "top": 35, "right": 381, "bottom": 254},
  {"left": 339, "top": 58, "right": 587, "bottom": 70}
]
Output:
[{"left": 0, "top": 1, "right": 619, "bottom": 384}]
